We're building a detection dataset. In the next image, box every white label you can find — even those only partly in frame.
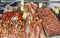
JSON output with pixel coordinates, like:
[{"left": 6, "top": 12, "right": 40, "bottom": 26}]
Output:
[{"left": 39, "top": 3, "right": 42, "bottom": 8}]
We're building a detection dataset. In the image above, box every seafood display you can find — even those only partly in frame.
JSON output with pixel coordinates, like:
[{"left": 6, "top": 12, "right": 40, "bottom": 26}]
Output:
[
  {"left": 0, "top": 2, "right": 45, "bottom": 38},
  {"left": 1, "top": 1, "right": 60, "bottom": 38},
  {"left": 37, "top": 8, "right": 60, "bottom": 36},
  {"left": 25, "top": 2, "right": 43, "bottom": 38},
  {"left": 0, "top": 20, "right": 26, "bottom": 38}
]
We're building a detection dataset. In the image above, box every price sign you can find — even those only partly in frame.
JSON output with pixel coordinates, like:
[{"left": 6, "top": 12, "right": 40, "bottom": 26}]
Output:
[{"left": 21, "top": 0, "right": 24, "bottom": 11}]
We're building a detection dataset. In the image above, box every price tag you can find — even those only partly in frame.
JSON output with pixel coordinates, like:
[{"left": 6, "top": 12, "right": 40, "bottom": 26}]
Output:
[
  {"left": 21, "top": 6, "right": 24, "bottom": 11},
  {"left": 23, "top": 12, "right": 28, "bottom": 19},
  {"left": 54, "top": 8, "right": 59, "bottom": 14},
  {"left": 20, "top": 0, "right": 24, "bottom": 11},
  {"left": 39, "top": 3, "right": 42, "bottom": 8}
]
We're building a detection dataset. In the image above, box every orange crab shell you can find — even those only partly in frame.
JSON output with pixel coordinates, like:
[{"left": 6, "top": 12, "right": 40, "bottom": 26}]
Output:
[{"left": 2, "top": 11, "right": 23, "bottom": 21}]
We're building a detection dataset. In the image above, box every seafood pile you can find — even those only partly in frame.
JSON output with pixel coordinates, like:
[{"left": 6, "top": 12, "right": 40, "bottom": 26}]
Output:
[
  {"left": 1, "top": 2, "right": 60, "bottom": 38},
  {"left": 0, "top": 2, "right": 45, "bottom": 38},
  {"left": 37, "top": 8, "right": 60, "bottom": 36},
  {"left": 25, "top": 2, "right": 45, "bottom": 38},
  {"left": 2, "top": 11, "right": 23, "bottom": 21},
  {"left": 0, "top": 20, "right": 26, "bottom": 38}
]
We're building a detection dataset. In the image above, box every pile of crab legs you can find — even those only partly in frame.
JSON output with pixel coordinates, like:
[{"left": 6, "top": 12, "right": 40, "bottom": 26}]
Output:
[
  {"left": 26, "top": 12, "right": 46, "bottom": 38},
  {"left": 25, "top": 2, "right": 46, "bottom": 38}
]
